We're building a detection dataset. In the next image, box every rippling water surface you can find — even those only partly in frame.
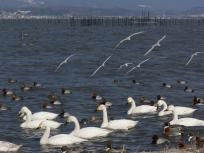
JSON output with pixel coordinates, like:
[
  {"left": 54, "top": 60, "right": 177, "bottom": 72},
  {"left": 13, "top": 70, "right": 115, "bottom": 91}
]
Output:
[{"left": 0, "top": 21, "right": 204, "bottom": 153}]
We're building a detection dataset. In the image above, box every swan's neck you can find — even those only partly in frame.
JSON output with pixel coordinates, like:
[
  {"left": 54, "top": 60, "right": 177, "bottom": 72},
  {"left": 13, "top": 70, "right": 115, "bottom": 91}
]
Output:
[
  {"left": 159, "top": 101, "right": 168, "bottom": 114},
  {"left": 40, "top": 126, "right": 50, "bottom": 145},
  {"left": 71, "top": 117, "right": 80, "bottom": 132},
  {"left": 128, "top": 101, "right": 136, "bottom": 114},
  {"left": 24, "top": 110, "right": 32, "bottom": 123},
  {"left": 172, "top": 110, "right": 178, "bottom": 122},
  {"left": 101, "top": 108, "right": 109, "bottom": 128}
]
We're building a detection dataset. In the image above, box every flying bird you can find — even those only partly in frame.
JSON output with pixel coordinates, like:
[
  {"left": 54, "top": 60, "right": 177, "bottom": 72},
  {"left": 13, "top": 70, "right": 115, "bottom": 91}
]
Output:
[
  {"left": 185, "top": 52, "right": 204, "bottom": 66},
  {"left": 118, "top": 63, "right": 134, "bottom": 70},
  {"left": 114, "top": 31, "right": 145, "bottom": 49},
  {"left": 144, "top": 35, "right": 166, "bottom": 56},
  {"left": 127, "top": 58, "right": 151, "bottom": 74},
  {"left": 55, "top": 54, "right": 76, "bottom": 72},
  {"left": 90, "top": 55, "right": 112, "bottom": 77}
]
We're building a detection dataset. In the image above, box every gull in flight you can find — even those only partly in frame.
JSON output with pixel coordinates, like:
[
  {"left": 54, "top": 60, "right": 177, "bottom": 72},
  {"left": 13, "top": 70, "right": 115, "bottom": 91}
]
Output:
[
  {"left": 144, "top": 35, "right": 166, "bottom": 56},
  {"left": 185, "top": 52, "right": 204, "bottom": 66},
  {"left": 114, "top": 31, "right": 145, "bottom": 49},
  {"left": 55, "top": 54, "right": 76, "bottom": 72},
  {"left": 127, "top": 58, "right": 151, "bottom": 74},
  {"left": 118, "top": 63, "right": 135, "bottom": 71},
  {"left": 90, "top": 55, "right": 112, "bottom": 77}
]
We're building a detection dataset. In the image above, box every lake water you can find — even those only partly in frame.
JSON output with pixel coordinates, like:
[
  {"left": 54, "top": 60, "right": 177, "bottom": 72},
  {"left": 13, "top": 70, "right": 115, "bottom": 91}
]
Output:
[{"left": 0, "top": 20, "right": 204, "bottom": 152}]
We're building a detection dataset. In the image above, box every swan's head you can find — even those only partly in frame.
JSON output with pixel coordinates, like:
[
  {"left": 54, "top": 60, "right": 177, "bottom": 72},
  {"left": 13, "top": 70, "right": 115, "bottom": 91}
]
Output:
[
  {"left": 157, "top": 100, "right": 165, "bottom": 107},
  {"left": 18, "top": 106, "right": 29, "bottom": 117},
  {"left": 97, "top": 104, "right": 106, "bottom": 111},
  {"left": 167, "top": 105, "right": 175, "bottom": 111},
  {"left": 67, "top": 115, "right": 77, "bottom": 123},
  {"left": 127, "top": 97, "right": 134, "bottom": 104}
]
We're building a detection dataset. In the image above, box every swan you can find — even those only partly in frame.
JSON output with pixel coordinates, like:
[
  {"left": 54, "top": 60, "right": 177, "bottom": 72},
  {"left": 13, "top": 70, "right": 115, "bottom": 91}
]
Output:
[
  {"left": 38, "top": 122, "right": 86, "bottom": 146},
  {"left": 127, "top": 97, "right": 157, "bottom": 115},
  {"left": 20, "top": 109, "right": 63, "bottom": 129},
  {"left": 168, "top": 105, "right": 204, "bottom": 127},
  {"left": 97, "top": 104, "right": 138, "bottom": 130},
  {"left": 157, "top": 100, "right": 196, "bottom": 116},
  {"left": 67, "top": 115, "right": 112, "bottom": 139},
  {"left": 19, "top": 106, "right": 62, "bottom": 121},
  {"left": 0, "top": 141, "right": 22, "bottom": 152}
]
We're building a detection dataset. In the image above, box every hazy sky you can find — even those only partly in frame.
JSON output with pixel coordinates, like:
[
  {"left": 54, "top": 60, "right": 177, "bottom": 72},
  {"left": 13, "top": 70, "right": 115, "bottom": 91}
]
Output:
[{"left": 1, "top": 0, "right": 204, "bottom": 10}]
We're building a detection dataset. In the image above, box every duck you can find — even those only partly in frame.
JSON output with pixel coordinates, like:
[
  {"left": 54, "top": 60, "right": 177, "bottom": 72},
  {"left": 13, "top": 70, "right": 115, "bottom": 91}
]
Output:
[
  {"left": 61, "top": 88, "right": 72, "bottom": 94},
  {"left": 163, "top": 123, "right": 183, "bottom": 137},
  {"left": 33, "top": 81, "right": 41, "bottom": 87},
  {"left": 188, "top": 133, "right": 204, "bottom": 148},
  {"left": 11, "top": 94, "right": 22, "bottom": 101},
  {"left": 19, "top": 106, "right": 62, "bottom": 121},
  {"left": 7, "top": 78, "right": 17, "bottom": 84},
  {"left": 0, "top": 103, "right": 9, "bottom": 111},
  {"left": 91, "top": 92, "right": 103, "bottom": 101},
  {"left": 156, "top": 99, "right": 196, "bottom": 116},
  {"left": 97, "top": 104, "right": 138, "bottom": 130},
  {"left": 38, "top": 122, "right": 86, "bottom": 145},
  {"left": 105, "top": 141, "right": 126, "bottom": 153},
  {"left": 0, "top": 141, "right": 22, "bottom": 152},
  {"left": 177, "top": 80, "right": 187, "bottom": 85},
  {"left": 20, "top": 113, "right": 63, "bottom": 129},
  {"left": 50, "top": 97, "right": 62, "bottom": 105},
  {"left": 127, "top": 97, "right": 157, "bottom": 115},
  {"left": 193, "top": 96, "right": 204, "bottom": 106},
  {"left": 67, "top": 115, "right": 112, "bottom": 139},
  {"left": 2, "top": 88, "right": 14, "bottom": 96},
  {"left": 21, "top": 84, "right": 32, "bottom": 91},
  {"left": 168, "top": 105, "right": 204, "bottom": 127},
  {"left": 42, "top": 101, "right": 53, "bottom": 109},
  {"left": 162, "top": 83, "right": 172, "bottom": 88},
  {"left": 184, "top": 86, "right": 194, "bottom": 93},
  {"left": 152, "top": 135, "right": 170, "bottom": 144}
]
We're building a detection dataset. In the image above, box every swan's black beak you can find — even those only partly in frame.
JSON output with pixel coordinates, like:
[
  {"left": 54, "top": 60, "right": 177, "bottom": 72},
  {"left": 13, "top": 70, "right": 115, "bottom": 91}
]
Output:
[{"left": 18, "top": 112, "right": 22, "bottom": 117}]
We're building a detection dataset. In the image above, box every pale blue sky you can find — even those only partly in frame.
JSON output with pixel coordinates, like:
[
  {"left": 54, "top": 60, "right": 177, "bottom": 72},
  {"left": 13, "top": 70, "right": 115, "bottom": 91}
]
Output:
[{"left": 1, "top": 0, "right": 204, "bottom": 10}]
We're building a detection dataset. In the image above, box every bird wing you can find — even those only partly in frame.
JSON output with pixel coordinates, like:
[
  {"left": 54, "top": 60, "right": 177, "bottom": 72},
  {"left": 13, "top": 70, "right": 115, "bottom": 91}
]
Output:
[
  {"left": 90, "top": 65, "right": 103, "bottom": 77},
  {"left": 144, "top": 44, "right": 156, "bottom": 56},
  {"left": 157, "top": 35, "right": 166, "bottom": 44},
  {"left": 185, "top": 54, "right": 195, "bottom": 66},
  {"left": 127, "top": 66, "right": 137, "bottom": 74},
  {"left": 114, "top": 38, "right": 128, "bottom": 49},
  {"left": 64, "top": 54, "right": 76, "bottom": 62},
  {"left": 129, "top": 31, "right": 145, "bottom": 38},
  {"left": 55, "top": 61, "right": 65, "bottom": 72},
  {"left": 102, "top": 55, "right": 112, "bottom": 65},
  {"left": 138, "top": 58, "right": 151, "bottom": 67}
]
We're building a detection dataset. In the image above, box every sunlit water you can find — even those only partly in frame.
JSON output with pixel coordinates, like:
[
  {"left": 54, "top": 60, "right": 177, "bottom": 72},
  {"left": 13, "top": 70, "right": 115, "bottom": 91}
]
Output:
[{"left": 0, "top": 21, "right": 204, "bottom": 152}]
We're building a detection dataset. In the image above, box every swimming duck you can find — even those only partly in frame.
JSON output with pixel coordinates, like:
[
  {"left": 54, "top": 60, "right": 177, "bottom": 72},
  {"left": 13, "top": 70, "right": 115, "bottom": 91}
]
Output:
[
  {"left": 61, "top": 88, "right": 72, "bottom": 94},
  {"left": 21, "top": 84, "right": 32, "bottom": 91},
  {"left": 152, "top": 135, "right": 170, "bottom": 144},
  {"left": 188, "top": 133, "right": 204, "bottom": 148},
  {"left": 50, "top": 98, "right": 62, "bottom": 105},
  {"left": 0, "top": 141, "right": 22, "bottom": 152},
  {"left": 91, "top": 92, "right": 103, "bottom": 101},
  {"left": 33, "top": 81, "right": 41, "bottom": 87},
  {"left": 127, "top": 97, "right": 157, "bottom": 115},
  {"left": 97, "top": 104, "right": 138, "bottom": 130},
  {"left": 11, "top": 94, "right": 22, "bottom": 101},
  {"left": 7, "top": 78, "right": 17, "bottom": 84},
  {"left": 38, "top": 122, "right": 86, "bottom": 145},
  {"left": 105, "top": 141, "right": 126, "bottom": 153},
  {"left": 168, "top": 105, "right": 204, "bottom": 127},
  {"left": 177, "top": 80, "right": 187, "bottom": 85},
  {"left": 193, "top": 96, "right": 204, "bottom": 106},
  {"left": 67, "top": 115, "right": 112, "bottom": 139},
  {"left": 42, "top": 101, "right": 53, "bottom": 109},
  {"left": 2, "top": 88, "right": 14, "bottom": 96},
  {"left": 0, "top": 103, "right": 9, "bottom": 111},
  {"left": 163, "top": 123, "right": 182, "bottom": 137},
  {"left": 184, "top": 86, "right": 194, "bottom": 93},
  {"left": 162, "top": 83, "right": 172, "bottom": 88}
]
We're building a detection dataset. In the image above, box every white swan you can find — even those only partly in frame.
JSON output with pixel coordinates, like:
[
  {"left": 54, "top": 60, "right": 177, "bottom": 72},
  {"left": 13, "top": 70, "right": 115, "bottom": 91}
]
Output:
[
  {"left": 0, "top": 141, "right": 22, "bottom": 152},
  {"left": 67, "top": 115, "right": 112, "bottom": 139},
  {"left": 20, "top": 109, "right": 63, "bottom": 129},
  {"left": 168, "top": 105, "right": 204, "bottom": 127},
  {"left": 39, "top": 123, "right": 86, "bottom": 146},
  {"left": 97, "top": 104, "right": 138, "bottom": 130},
  {"left": 157, "top": 100, "right": 196, "bottom": 116},
  {"left": 127, "top": 97, "right": 157, "bottom": 115},
  {"left": 19, "top": 106, "right": 61, "bottom": 121}
]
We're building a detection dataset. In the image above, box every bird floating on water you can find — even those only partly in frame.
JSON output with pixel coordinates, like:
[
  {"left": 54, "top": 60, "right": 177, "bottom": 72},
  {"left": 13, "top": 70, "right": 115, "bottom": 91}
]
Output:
[
  {"left": 118, "top": 63, "right": 134, "bottom": 71},
  {"left": 185, "top": 52, "right": 204, "bottom": 66},
  {"left": 90, "top": 55, "right": 112, "bottom": 77},
  {"left": 127, "top": 58, "right": 151, "bottom": 74},
  {"left": 144, "top": 35, "right": 166, "bottom": 56},
  {"left": 114, "top": 31, "right": 145, "bottom": 49},
  {"left": 55, "top": 54, "right": 76, "bottom": 72}
]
